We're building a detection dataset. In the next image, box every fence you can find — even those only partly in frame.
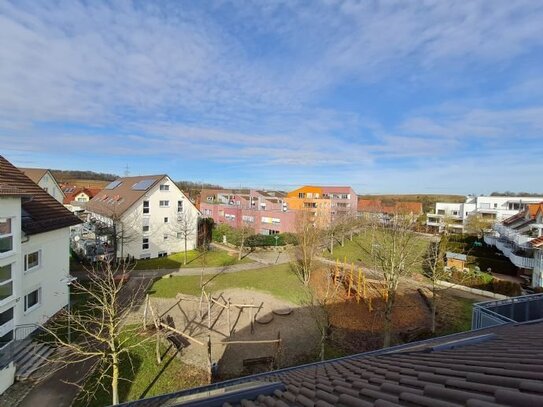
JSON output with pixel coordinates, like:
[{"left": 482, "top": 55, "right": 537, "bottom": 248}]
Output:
[{"left": 472, "top": 293, "right": 543, "bottom": 329}]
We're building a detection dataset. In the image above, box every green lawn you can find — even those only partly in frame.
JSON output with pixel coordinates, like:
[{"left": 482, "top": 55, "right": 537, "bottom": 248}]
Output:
[
  {"left": 324, "top": 230, "right": 430, "bottom": 274},
  {"left": 132, "top": 249, "right": 253, "bottom": 270},
  {"left": 149, "top": 263, "right": 306, "bottom": 304},
  {"left": 74, "top": 329, "right": 208, "bottom": 407},
  {"left": 435, "top": 296, "right": 475, "bottom": 336}
]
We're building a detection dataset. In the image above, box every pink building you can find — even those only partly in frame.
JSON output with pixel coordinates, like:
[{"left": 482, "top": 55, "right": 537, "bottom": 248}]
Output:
[{"left": 199, "top": 189, "right": 297, "bottom": 235}]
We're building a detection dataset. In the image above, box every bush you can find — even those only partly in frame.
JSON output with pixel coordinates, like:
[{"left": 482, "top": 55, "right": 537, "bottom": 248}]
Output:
[
  {"left": 245, "top": 233, "right": 297, "bottom": 247},
  {"left": 212, "top": 224, "right": 241, "bottom": 246},
  {"left": 491, "top": 279, "right": 522, "bottom": 297}
]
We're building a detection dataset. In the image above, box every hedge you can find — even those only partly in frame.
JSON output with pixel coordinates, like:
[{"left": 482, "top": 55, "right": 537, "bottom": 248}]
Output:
[{"left": 211, "top": 224, "right": 298, "bottom": 247}]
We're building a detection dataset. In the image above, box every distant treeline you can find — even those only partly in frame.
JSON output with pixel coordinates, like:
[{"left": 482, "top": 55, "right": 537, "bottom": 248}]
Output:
[
  {"left": 490, "top": 192, "right": 543, "bottom": 197},
  {"left": 175, "top": 181, "right": 224, "bottom": 199},
  {"left": 52, "top": 170, "right": 118, "bottom": 182}
]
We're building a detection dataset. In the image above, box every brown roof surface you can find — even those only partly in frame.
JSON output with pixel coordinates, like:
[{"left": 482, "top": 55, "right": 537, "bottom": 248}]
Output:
[
  {"left": 0, "top": 183, "right": 29, "bottom": 197},
  {"left": 1, "top": 157, "right": 81, "bottom": 235},
  {"left": 119, "top": 320, "right": 543, "bottom": 407},
  {"left": 62, "top": 186, "right": 102, "bottom": 204},
  {"left": 530, "top": 236, "right": 543, "bottom": 248},
  {"left": 86, "top": 175, "right": 166, "bottom": 217},
  {"left": 18, "top": 167, "right": 49, "bottom": 184}
]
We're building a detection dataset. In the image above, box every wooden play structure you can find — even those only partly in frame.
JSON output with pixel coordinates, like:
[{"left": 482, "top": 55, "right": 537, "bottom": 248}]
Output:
[
  {"left": 142, "top": 289, "right": 283, "bottom": 380},
  {"left": 332, "top": 258, "right": 389, "bottom": 312}
]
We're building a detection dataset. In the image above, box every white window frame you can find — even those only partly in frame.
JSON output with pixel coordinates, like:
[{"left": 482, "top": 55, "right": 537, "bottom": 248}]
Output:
[
  {"left": 24, "top": 250, "right": 41, "bottom": 273},
  {"left": 159, "top": 184, "right": 170, "bottom": 191},
  {"left": 159, "top": 200, "right": 170, "bottom": 208},
  {"left": 163, "top": 234, "right": 169, "bottom": 241},
  {"left": 143, "top": 200, "right": 150, "bottom": 214},
  {"left": 142, "top": 238, "right": 149, "bottom": 250},
  {"left": 24, "top": 288, "right": 41, "bottom": 314},
  {"left": 164, "top": 217, "right": 169, "bottom": 223},
  {"left": 0, "top": 218, "right": 14, "bottom": 258},
  {"left": 0, "top": 263, "right": 14, "bottom": 305},
  {"left": 177, "top": 200, "right": 183, "bottom": 213}
]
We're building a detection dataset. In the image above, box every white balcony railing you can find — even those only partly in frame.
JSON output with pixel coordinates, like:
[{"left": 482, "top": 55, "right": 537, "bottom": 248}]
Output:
[
  {"left": 484, "top": 235, "right": 497, "bottom": 246},
  {"left": 509, "top": 253, "right": 535, "bottom": 269}
]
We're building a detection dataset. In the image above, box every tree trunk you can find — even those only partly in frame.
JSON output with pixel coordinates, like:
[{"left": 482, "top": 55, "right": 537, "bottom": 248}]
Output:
[
  {"left": 111, "top": 354, "right": 119, "bottom": 405},
  {"left": 330, "top": 234, "right": 334, "bottom": 255},
  {"left": 184, "top": 236, "right": 188, "bottom": 265},
  {"left": 383, "top": 300, "right": 393, "bottom": 348},
  {"left": 341, "top": 234, "right": 345, "bottom": 247},
  {"left": 320, "top": 335, "right": 326, "bottom": 361},
  {"left": 238, "top": 237, "right": 244, "bottom": 261},
  {"left": 431, "top": 299, "right": 437, "bottom": 334}
]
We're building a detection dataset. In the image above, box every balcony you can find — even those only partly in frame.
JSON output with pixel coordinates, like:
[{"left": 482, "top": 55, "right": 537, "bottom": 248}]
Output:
[
  {"left": 484, "top": 234, "right": 497, "bottom": 246},
  {"left": 509, "top": 253, "right": 535, "bottom": 269},
  {"left": 472, "top": 293, "right": 543, "bottom": 329}
]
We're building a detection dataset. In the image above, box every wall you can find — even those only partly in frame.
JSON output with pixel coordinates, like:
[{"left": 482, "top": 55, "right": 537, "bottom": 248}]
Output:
[
  {"left": 37, "top": 172, "right": 64, "bottom": 204},
  {"left": 120, "top": 177, "right": 199, "bottom": 259}
]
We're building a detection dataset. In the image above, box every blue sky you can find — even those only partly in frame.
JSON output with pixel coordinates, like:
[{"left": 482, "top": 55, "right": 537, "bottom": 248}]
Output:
[{"left": 1, "top": 1, "right": 543, "bottom": 194}]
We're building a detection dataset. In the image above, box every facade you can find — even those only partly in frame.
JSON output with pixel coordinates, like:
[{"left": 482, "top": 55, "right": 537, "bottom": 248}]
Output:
[
  {"left": 61, "top": 185, "right": 102, "bottom": 213},
  {"left": 0, "top": 156, "right": 81, "bottom": 393},
  {"left": 426, "top": 195, "right": 543, "bottom": 233},
  {"left": 200, "top": 189, "right": 296, "bottom": 235},
  {"left": 85, "top": 175, "right": 199, "bottom": 260},
  {"left": 484, "top": 203, "right": 543, "bottom": 287},
  {"left": 18, "top": 168, "right": 65, "bottom": 204},
  {"left": 285, "top": 186, "right": 357, "bottom": 227}
]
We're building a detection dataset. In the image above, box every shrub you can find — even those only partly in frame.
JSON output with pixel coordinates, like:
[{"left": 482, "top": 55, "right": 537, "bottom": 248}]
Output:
[{"left": 491, "top": 279, "right": 522, "bottom": 297}]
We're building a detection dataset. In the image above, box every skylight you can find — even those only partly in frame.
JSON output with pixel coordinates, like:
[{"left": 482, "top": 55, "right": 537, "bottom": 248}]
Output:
[
  {"left": 132, "top": 179, "right": 155, "bottom": 191},
  {"left": 104, "top": 180, "right": 122, "bottom": 190}
]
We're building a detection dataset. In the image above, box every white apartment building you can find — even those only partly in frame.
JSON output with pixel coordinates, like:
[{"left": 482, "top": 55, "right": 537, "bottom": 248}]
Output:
[
  {"left": 427, "top": 195, "right": 543, "bottom": 233},
  {"left": 85, "top": 175, "right": 199, "bottom": 260},
  {"left": 19, "top": 168, "right": 65, "bottom": 204},
  {"left": 0, "top": 156, "right": 81, "bottom": 393},
  {"left": 484, "top": 203, "right": 543, "bottom": 288}
]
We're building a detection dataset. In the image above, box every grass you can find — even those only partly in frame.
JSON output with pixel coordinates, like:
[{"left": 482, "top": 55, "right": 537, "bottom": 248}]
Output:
[
  {"left": 74, "top": 328, "right": 208, "bottom": 407},
  {"left": 149, "top": 263, "right": 306, "bottom": 304},
  {"left": 132, "top": 249, "right": 253, "bottom": 270},
  {"left": 324, "top": 230, "right": 430, "bottom": 275},
  {"left": 435, "top": 296, "right": 475, "bottom": 336}
]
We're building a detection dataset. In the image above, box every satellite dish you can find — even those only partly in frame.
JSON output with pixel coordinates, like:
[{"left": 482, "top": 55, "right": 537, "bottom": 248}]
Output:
[{"left": 74, "top": 236, "right": 80, "bottom": 242}]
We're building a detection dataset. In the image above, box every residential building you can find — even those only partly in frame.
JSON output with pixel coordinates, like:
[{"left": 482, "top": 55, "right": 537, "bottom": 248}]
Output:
[
  {"left": 200, "top": 189, "right": 295, "bottom": 235},
  {"left": 61, "top": 185, "right": 102, "bottom": 213},
  {"left": 18, "top": 168, "right": 65, "bottom": 204},
  {"left": 0, "top": 156, "right": 81, "bottom": 393},
  {"left": 119, "top": 294, "right": 543, "bottom": 407},
  {"left": 285, "top": 186, "right": 357, "bottom": 227},
  {"left": 426, "top": 195, "right": 543, "bottom": 233},
  {"left": 85, "top": 175, "right": 199, "bottom": 260},
  {"left": 358, "top": 199, "right": 423, "bottom": 222},
  {"left": 484, "top": 202, "right": 543, "bottom": 287}
]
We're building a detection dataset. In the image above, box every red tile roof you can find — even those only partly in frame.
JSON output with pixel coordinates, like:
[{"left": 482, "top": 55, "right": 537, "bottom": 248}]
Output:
[
  {"left": 0, "top": 156, "right": 81, "bottom": 235},
  {"left": 62, "top": 186, "right": 102, "bottom": 204},
  {"left": 530, "top": 236, "right": 543, "bottom": 248}
]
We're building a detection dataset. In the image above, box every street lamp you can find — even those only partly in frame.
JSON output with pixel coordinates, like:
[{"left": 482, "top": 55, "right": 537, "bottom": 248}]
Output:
[
  {"left": 274, "top": 235, "right": 279, "bottom": 247},
  {"left": 61, "top": 276, "right": 77, "bottom": 343}
]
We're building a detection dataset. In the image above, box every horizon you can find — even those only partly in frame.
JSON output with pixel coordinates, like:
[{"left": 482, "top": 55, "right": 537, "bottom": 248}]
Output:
[{"left": 2, "top": 1, "right": 543, "bottom": 194}]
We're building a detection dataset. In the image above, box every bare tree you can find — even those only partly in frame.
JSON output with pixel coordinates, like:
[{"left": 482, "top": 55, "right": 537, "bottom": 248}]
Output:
[
  {"left": 303, "top": 269, "right": 344, "bottom": 360},
  {"left": 291, "top": 210, "right": 323, "bottom": 286},
  {"left": 237, "top": 222, "right": 254, "bottom": 261},
  {"left": 424, "top": 234, "right": 472, "bottom": 333},
  {"left": 43, "top": 262, "right": 147, "bottom": 405},
  {"left": 464, "top": 213, "right": 494, "bottom": 237},
  {"left": 169, "top": 211, "right": 197, "bottom": 265},
  {"left": 360, "top": 217, "right": 425, "bottom": 347}
]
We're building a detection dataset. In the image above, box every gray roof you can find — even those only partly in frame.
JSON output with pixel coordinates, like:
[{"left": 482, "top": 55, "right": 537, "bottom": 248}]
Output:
[
  {"left": 116, "top": 320, "right": 543, "bottom": 407},
  {"left": 446, "top": 252, "right": 468, "bottom": 261}
]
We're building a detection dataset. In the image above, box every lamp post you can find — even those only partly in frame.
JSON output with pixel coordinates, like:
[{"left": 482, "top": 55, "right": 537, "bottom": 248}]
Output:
[
  {"left": 61, "top": 276, "right": 77, "bottom": 343},
  {"left": 274, "top": 235, "right": 279, "bottom": 247}
]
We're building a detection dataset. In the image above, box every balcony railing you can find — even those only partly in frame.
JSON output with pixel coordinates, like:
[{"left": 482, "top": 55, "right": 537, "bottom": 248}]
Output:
[
  {"left": 472, "top": 293, "right": 543, "bottom": 329},
  {"left": 509, "top": 253, "right": 535, "bottom": 269}
]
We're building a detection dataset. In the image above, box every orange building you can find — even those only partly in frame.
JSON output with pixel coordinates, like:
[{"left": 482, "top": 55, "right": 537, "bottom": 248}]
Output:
[{"left": 285, "top": 185, "right": 357, "bottom": 227}]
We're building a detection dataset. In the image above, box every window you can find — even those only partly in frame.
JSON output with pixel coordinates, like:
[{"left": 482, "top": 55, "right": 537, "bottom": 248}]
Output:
[
  {"left": 163, "top": 234, "right": 169, "bottom": 241},
  {"left": 143, "top": 200, "right": 150, "bottom": 214},
  {"left": 494, "top": 203, "right": 498, "bottom": 208},
  {"left": 159, "top": 200, "right": 170, "bottom": 208},
  {"left": 176, "top": 232, "right": 183, "bottom": 239},
  {"left": 0, "top": 218, "right": 13, "bottom": 255},
  {"left": 77, "top": 197, "right": 86, "bottom": 202},
  {"left": 0, "top": 307, "right": 13, "bottom": 327},
  {"left": 43, "top": 187, "right": 48, "bottom": 193},
  {"left": 298, "top": 193, "right": 306, "bottom": 198},
  {"left": 158, "top": 251, "right": 167, "bottom": 257},
  {"left": 225, "top": 214, "right": 236, "bottom": 220},
  {"left": 159, "top": 184, "right": 170, "bottom": 191},
  {"left": 139, "top": 254, "right": 151, "bottom": 260},
  {"left": 24, "top": 289, "right": 41, "bottom": 312},
  {"left": 242, "top": 215, "right": 254, "bottom": 223},
  {"left": 142, "top": 225, "right": 150, "bottom": 233},
  {"left": 0, "top": 264, "right": 13, "bottom": 302},
  {"left": 203, "top": 209, "right": 212, "bottom": 216},
  {"left": 177, "top": 200, "right": 183, "bottom": 213},
  {"left": 142, "top": 238, "right": 149, "bottom": 250},
  {"left": 24, "top": 251, "right": 40, "bottom": 272},
  {"left": 0, "top": 330, "right": 13, "bottom": 349},
  {"left": 164, "top": 217, "right": 169, "bottom": 223}
]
